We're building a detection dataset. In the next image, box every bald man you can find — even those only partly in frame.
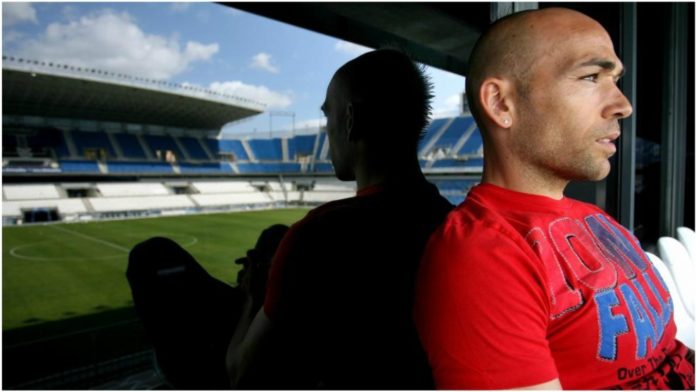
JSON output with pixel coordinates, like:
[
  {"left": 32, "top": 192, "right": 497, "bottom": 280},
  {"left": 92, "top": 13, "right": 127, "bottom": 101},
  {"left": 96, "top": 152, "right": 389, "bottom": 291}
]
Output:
[{"left": 414, "top": 8, "right": 695, "bottom": 390}]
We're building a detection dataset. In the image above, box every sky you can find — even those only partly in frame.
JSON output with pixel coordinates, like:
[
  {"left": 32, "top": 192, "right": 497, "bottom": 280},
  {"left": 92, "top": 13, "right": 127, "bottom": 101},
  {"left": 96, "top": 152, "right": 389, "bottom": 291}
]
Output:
[{"left": 2, "top": 2, "right": 466, "bottom": 138}]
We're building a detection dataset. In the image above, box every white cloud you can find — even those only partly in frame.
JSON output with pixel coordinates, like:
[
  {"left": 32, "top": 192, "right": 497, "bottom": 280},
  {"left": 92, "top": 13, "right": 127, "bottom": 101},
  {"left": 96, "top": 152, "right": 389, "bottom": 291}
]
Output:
[
  {"left": 334, "top": 40, "right": 371, "bottom": 56},
  {"left": 3, "top": 2, "right": 38, "bottom": 26},
  {"left": 209, "top": 81, "right": 292, "bottom": 109},
  {"left": 432, "top": 94, "right": 463, "bottom": 118},
  {"left": 295, "top": 118, "right": 327, "bottom": 130},
  {"left": 170, "top": 3, "right": 191, "bottom": 13},
  {"left": 15, "top": 10, "right": 219, "bottom": 80},
  {"left": 250, "top": 52, "right": 279, "bottom": 74}
]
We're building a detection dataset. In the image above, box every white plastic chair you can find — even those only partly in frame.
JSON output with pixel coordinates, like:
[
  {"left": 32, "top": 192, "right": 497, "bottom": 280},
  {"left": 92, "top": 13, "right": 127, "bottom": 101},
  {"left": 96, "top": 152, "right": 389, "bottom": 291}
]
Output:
[
  {"left": 658, "top": 237, "right": 695, "bottom": 319},
  {"left": 677, "top": 227, "right": 696, "bottom": 264},
  {"left": 646, "top": 252, "right": 695, "bottom": 350}
]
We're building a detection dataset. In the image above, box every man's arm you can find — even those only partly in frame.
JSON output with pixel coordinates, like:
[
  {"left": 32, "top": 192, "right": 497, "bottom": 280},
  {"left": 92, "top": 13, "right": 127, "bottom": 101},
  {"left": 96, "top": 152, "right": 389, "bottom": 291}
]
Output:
[
  {"left": 225, "top": 304, "right": 273, "bottom": 388},
  {"left": 415, "top": 223, "right": 561, "bottom": 389},
  {"left": 515, "top": 379, "right": 562, "bottom": 390}
]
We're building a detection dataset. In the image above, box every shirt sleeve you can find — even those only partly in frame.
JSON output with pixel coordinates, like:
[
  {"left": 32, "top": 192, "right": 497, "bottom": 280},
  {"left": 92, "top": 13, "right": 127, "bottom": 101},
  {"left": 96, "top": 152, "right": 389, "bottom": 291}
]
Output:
[
  {"left": 414, "top": 220, "right": 559, "bottom": 389},
  {"left": 263, "top": 220, "right": 304, "bottom": 320}
]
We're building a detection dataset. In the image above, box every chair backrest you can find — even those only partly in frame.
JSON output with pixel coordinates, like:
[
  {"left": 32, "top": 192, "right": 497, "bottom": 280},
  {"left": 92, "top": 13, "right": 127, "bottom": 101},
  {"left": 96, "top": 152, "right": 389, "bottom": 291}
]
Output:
[
  {"left": 645, "top": 252, "right": 695, "bottom": 350},
  {"left": 677, "top": 226, "right": 696, "bottom": 263},
  {"left": 658, "top": 237, "right": 695, "bottom": 319}
]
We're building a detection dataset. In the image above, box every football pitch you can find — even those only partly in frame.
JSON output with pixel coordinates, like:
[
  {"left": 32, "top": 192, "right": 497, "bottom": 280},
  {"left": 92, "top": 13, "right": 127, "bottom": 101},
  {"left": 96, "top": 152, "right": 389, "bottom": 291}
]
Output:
[{"left": 2, "top": 208, "right": 308, "bottom": 331}]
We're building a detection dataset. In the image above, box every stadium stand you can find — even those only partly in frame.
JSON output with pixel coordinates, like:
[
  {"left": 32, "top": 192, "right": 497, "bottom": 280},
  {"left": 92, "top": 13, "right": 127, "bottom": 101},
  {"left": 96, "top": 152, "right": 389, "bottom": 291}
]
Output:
[
  {"left": 59, "top": 160, "right": 101, "bottom": 173},
  {"left": 143, "top": 135, "right": 185, "bottom": 161},
  {"left": 179, "top": 162, "right": 233, "bottom": 174},
  {"left": 431, "top": 116, "right": 474, "bottom": 150},
  {"left": 192, "top": 181, "right": 257, "bottom": 193},
  {"left": 456, "top": 127, "right": 484, "bottom": 155},
  {"left": 106, "top": 161, "right": 173, "bottom": 174},
  {"left": 96, "top": 183, "right": 170, "bottom": 197},
  {"left": 4, "top": 184, "right": 61, "bottom": 200},
  {"left": 72, "top": 130, "right": 117, "bottom": 158},
  {"left": 3, "top": 199, "right": 88, "bottom": 218},
  {"left": 247, "top": 138, "right": 283, "bottom": 161},
  {"left": 114, "top": 133, "right": 148, "bottom": 159},
  {"left": 236, "top": 162, "right": 301, "bottom": 174},
  {"left": 179, "top": 136, "right": 210, "bottom": 160},
  {"left": 213, "top": 139, "right": 250, "bottom": 161},
  {"left": 418, "top": 117, "right": 450, "bottom": 152},
  {"left": 89, "top": 195, "right": 195, "bottom": 213}
]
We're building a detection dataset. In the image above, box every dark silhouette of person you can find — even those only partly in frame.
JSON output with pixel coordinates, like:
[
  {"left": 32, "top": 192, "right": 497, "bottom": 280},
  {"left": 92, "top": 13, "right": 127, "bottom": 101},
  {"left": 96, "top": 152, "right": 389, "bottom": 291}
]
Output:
[
  {"left": 126, "top": 224, "right": 289, "bottom": 389},
  {"left": 226, "top": 49, "right": 454, "bottom": 389}
]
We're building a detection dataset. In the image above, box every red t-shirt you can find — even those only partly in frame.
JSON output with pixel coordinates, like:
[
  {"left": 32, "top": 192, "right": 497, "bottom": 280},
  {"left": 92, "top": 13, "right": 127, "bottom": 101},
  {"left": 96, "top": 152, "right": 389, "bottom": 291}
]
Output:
[
  {"left": 414, "top": 183, "right": 695, "bottom": 389},
  {"left": 262, "top": 179, "right": 453, "bottom": 388}
]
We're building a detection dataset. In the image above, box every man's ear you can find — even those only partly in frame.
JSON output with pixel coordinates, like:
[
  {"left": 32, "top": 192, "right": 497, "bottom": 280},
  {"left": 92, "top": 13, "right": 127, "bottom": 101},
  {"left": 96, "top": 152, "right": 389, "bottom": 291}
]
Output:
[
  {"left": 345, "top": 102, "right": 357, "bottom": 141},
  {"left": 479, "top": 78, "right": 514, "bottom": 129}
]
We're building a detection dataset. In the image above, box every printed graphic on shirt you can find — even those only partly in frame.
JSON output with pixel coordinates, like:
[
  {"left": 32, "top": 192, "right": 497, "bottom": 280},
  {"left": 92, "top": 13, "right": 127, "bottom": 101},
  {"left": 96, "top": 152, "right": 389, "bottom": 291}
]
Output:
[
  {"left": 525, "top": 213, "right": 673, "bottom": 363},
  {"left": 610, "top": 345, "right": 695, "bottom": 389}
]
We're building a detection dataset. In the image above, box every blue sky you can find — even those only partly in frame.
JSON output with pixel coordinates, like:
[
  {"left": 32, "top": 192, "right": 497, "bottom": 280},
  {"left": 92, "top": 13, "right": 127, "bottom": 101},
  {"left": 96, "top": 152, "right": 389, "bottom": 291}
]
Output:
[{"left": 2, "top": 2, "right": 466, "bottom": 137}]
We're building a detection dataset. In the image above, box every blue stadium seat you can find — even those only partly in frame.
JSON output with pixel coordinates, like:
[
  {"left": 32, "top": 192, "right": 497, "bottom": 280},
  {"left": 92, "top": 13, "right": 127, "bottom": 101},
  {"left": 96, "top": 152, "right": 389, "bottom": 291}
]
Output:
[
  {"left": 214, "top": 139, "right": 249, "bottom": 161},
  {"left": 286, "top": 137, "right": 296, "bottom": 161},
  {"left": 419, "top": 118, "right": 448, "bottom": 150},
  {"left": 293, "top": 134, "right": 317, "bottom": 158},
  {"left": 179, "top": 162, "right": 232, "bottom": 174},
  {"left": 179, "top": 137, "right": 209, "bottom": 160},
  {"left": 248, "top": 138, "right": 283, "bottom": 161},
  {"left": 60, "top": 160, "right": 100, "bottom": 173},
  {"left": 144, "top": 135, "right": 184, "bottom": 160},
  {"left": 115, "top": 133, "right": 147, "bottom": 159},
  {"left": 316, "top": 133, "right": 328, "bottom": 160},
  {"left": 236, "top": 162, "right": 301, "bottom": 174},
  {"left": 456, "top": 127, "right": 483, "bottom": 156},
  {"left": 431, "top": 116, "right": 475, "bottom": 150},
  {"left": 106, "top": 160, "right": 173, "bottom": 173},
  {"left": 72, "top": 131, "right": 117, "bottom": 158}
]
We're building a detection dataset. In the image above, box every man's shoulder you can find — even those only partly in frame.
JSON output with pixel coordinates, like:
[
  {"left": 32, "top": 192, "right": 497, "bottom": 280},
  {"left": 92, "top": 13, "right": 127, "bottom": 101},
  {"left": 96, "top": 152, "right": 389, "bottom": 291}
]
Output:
[{"left": 437, "top": 201, "right": 518, "bottom": 243}]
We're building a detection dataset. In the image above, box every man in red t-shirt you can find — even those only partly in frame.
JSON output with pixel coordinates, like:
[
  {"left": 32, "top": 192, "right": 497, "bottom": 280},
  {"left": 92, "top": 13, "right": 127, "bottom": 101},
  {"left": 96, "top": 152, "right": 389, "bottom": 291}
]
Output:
[
  {"left": 414, "top": 7, "right": 694, "bottom": 390},
  {"left": 226, "top": 49, "right": 453, "bottom": 388}
]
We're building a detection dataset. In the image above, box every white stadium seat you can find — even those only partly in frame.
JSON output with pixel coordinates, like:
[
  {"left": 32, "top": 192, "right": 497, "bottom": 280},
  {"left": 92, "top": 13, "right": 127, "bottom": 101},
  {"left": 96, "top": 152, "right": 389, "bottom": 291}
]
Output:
[
  {"left": 2, "top": 199, "right": 88, "bottom": 216},
  {"left": 88, "top": 195, "right": 194, "bottom": 212},
  {"left": 190, "top": 193, "right": 272, "bottom": 207},
  {"left": 97, "top": 183, "right": 170, "bottom": 197},
  {"left": 3, "top": 185, "right": 61, "bottom": 200},
  {"left": 646, "top": 252, "right": 695, "bottom": 350},
  {"left": 658, "top": 237, "right": 695, "bottom": 319},
  {"left": 676, "top": 227, "right": 696, "bottom": 263},
  {"left": 192, "top": 181, "right": 256, "bottom": 194}
]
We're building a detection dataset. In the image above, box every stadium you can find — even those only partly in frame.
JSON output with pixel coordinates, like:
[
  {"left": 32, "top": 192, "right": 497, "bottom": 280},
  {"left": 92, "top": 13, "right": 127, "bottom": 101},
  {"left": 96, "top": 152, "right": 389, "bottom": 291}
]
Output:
[{"left": 2, "top": 2, "right": 693, "bottom": 389}]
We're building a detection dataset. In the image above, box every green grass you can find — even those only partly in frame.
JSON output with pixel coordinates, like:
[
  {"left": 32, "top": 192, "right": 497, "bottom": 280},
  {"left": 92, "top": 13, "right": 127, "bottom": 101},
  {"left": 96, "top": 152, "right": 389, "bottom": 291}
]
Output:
[{"left": 2, "top": 208, "right": 308, "bottom": 330}]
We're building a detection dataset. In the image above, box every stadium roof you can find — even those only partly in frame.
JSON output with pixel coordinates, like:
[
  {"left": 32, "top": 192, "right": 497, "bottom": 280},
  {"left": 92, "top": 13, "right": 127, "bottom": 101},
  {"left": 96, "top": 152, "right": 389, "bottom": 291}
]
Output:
[
  {"left": 227, "top": 3, "right": 492, "bottom": 75},
  {"left": 2, "top": 56, "right": 265, "bottom": 131}
]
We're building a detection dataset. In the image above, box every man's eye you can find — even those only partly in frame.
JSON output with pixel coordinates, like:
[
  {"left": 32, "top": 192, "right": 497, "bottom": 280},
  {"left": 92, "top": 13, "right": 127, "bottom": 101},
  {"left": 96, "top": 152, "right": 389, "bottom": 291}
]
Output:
[{"left": 581, "top": 74, "right": 599, "bottom": 82}]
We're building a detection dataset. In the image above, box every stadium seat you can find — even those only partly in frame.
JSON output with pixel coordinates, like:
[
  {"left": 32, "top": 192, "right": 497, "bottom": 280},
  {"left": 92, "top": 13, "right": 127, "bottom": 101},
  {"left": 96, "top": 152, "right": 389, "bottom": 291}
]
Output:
[
  {"left": 645, "top": 252, "right": 695, "bottom": 350},
  {"left": 431, "top": 116, "right": 474, "bottom": 151},
  {"left": 677, "top": 227, "right": 696, "bottom": 263},
  {"left": 658, "top": 237, "right": 695, "bottom": 319}
]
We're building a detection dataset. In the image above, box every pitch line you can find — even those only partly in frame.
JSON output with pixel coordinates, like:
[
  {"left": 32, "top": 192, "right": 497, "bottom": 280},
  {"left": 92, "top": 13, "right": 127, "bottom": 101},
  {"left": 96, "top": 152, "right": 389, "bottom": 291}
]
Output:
[{"left": 50, "top": 225, "right": 130, "bottom": 253}]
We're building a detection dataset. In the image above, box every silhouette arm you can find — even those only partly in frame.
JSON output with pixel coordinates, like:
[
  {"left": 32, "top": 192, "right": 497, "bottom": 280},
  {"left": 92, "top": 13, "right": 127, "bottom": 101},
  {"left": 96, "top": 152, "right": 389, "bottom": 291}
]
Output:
[{"left": 225, "top": 303, "right": 274, "bottom": 388}]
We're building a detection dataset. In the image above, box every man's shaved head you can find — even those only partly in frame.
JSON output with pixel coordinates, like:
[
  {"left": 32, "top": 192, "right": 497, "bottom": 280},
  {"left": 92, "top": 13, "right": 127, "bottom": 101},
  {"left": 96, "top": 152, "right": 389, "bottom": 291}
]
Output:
[{"left": 466, "top": 8, "right": 611, "bottom": 133}]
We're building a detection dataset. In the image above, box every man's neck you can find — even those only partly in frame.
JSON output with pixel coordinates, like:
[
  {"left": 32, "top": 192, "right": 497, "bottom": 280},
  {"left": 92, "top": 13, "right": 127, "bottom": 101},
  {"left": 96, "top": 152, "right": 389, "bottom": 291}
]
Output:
[
  {"left": 482, "top": 156, "right": 568, "bottom": 200},
  {"left": 355, "top": 156, "right": 425, "bottom": 191}
]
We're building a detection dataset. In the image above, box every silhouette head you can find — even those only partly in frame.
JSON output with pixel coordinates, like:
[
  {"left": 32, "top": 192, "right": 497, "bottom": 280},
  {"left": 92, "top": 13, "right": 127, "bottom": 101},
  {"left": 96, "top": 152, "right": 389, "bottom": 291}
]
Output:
[{"left": 322, "top": 49, "right": 433, "bottom": 181}]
